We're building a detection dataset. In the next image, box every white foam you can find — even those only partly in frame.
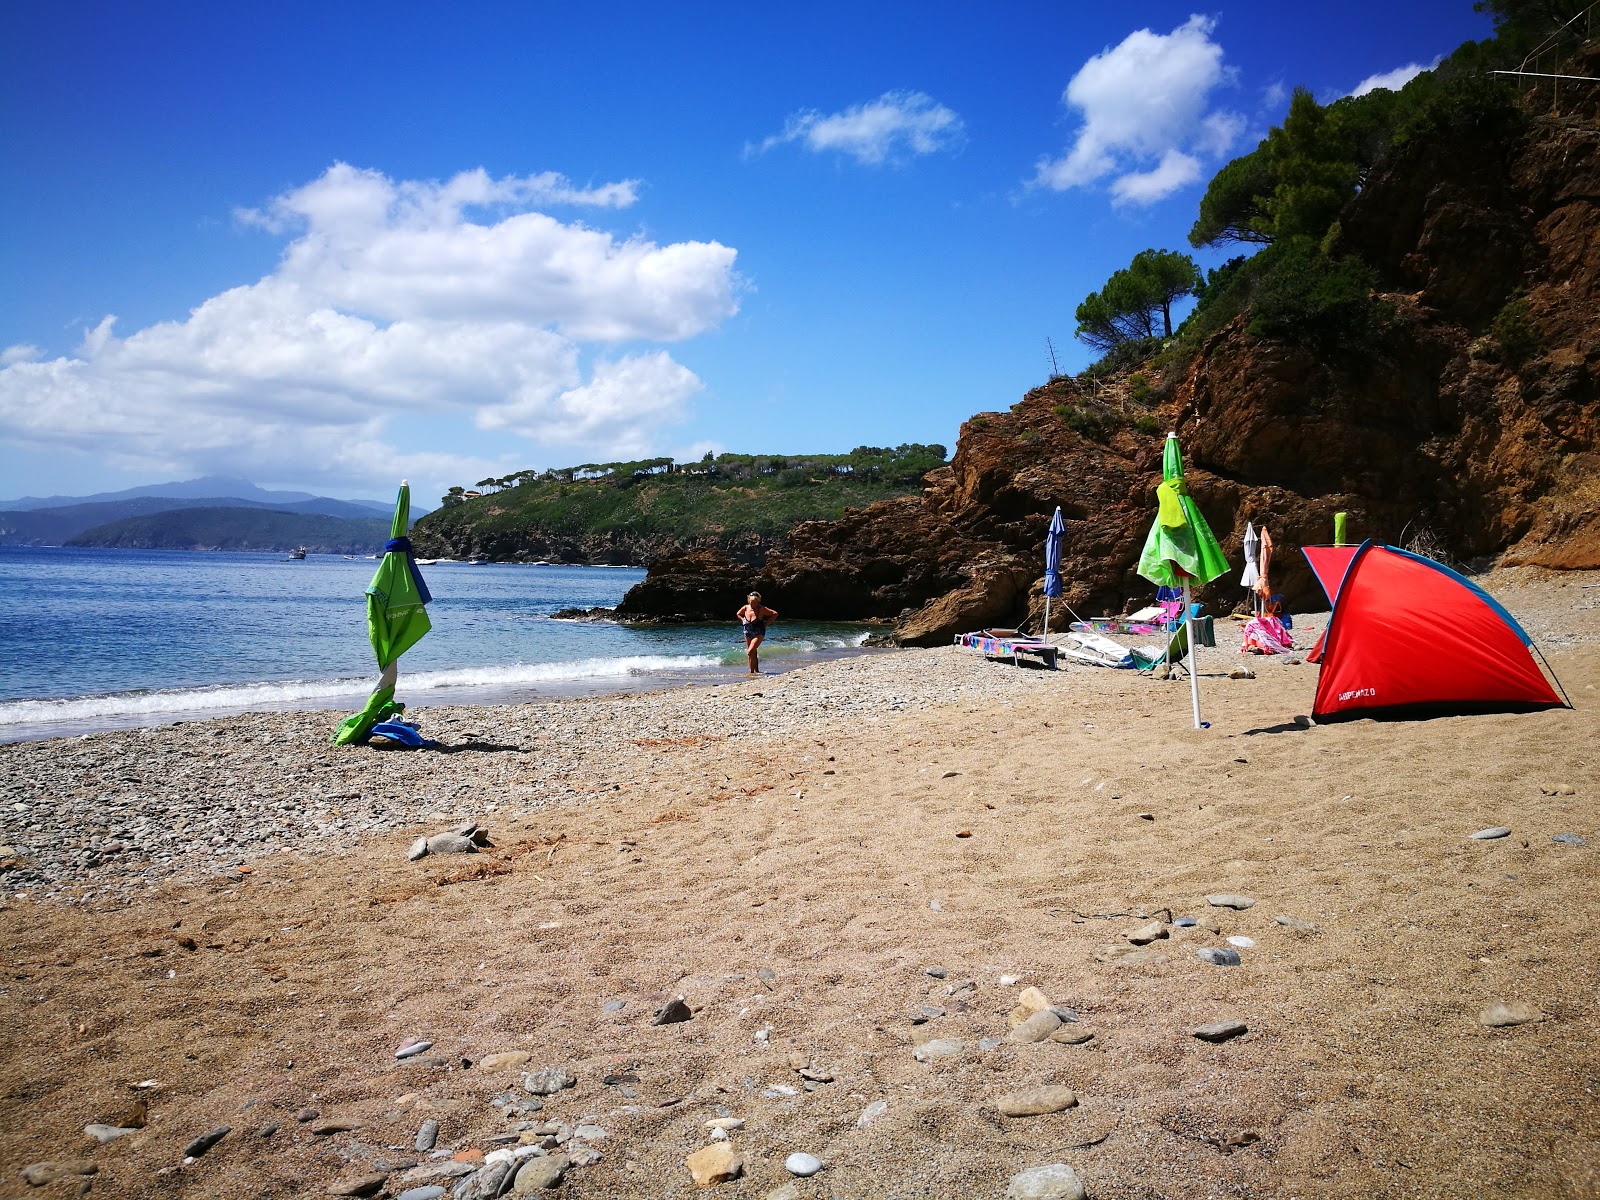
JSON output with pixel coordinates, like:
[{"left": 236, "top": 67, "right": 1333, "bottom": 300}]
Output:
[{"left": 0, "top": 653, "right": 724, "bottom": 729}]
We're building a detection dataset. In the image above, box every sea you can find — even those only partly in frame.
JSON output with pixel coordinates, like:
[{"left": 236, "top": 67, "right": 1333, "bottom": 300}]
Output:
[{"left": 0, "top": 546, "right": 880, "bottom": 745}]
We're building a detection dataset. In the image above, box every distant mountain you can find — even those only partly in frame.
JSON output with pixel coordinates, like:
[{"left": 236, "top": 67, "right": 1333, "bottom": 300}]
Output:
[
  {"left": 0, "top": 475, "right": 420, "bottom": 516},
  {"left": 0, "top": 495, "right": 405, "bottom": 546},
  {"left": 64, "top": 507, "right": 391, "bottom": 554}
]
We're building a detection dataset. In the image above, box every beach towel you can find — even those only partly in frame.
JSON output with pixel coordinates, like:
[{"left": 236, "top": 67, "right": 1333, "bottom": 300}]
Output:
[{"left": 1240, "top": 613, "right": 1294, "bottom": 655}]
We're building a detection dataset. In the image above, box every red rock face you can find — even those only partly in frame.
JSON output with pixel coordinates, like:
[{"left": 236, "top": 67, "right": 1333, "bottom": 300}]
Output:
[{"left": 619, "top": 97, "right": 1600, "bottom": 641}]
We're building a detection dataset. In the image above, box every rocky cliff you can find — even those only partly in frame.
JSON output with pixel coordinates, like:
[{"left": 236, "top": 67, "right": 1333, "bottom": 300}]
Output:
[{"left": 617, "top": 92, "right": 1600, "bottom": 644}]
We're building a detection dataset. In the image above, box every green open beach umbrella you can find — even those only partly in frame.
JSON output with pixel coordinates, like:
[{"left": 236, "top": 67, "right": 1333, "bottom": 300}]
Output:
[
  {"left": 1137, "top": 433, "right": 1228, "bottom": 729},
  {"left": 333, "top": 480, "right": 433, "bottom": 745}
]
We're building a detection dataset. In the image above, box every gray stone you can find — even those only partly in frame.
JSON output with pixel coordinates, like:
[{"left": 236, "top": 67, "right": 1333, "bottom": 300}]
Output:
[
  {"left": 396, "top": 1189, "right": 447, "bottom": 1200},
  {"left": 1206, "top": 893, "right": 1255, "bottom": 909},
  {"left": 395, "top": 1039, "right": 433, "bottom": 1059},
  {"left": 1050, "top": 1027, "right": 1095, "bottom": 1045},
  {"left": 407, "top": 837, "right": 429, "bottom": 861},
  {"left": 911, "top": 1005, "right": 945, "bottom": 1024},
  {"left": 1008, "top": 1010, "right": 1063, "bottom": 1044},
  {"left": 183, "top": 1126, "right": 231, "bottom": 1157},
  {"left": 415, "top": 1118, "right": 439, "bottom": 1152},
  {"left": 1173, "top": 916, "right": 1198, "bottom": 927},
  {"left": 601, "top": 999, "right": 626, "bottom": 1013},
  {"left": 20, "top": 1162, "right": 98, "bottom": 1187},
  {"left": 511, "top": 1156, "right": 568, "bottom": 1193},
  {"left": 784, "top": 1152, "right": 824, "bottom": 1177},
  {"left": 1196, "top": 947, "right": 1242, "bottom": 967},
  {"left": 1554, "top": 832, "right": 1586, "bottom": 846},
  {"left": 924, "top": 966, "right": 948, "bottom": 978},
  {"left": 1274, "top": 915, "right": 1321, "bottom": 932},
  {"left": 328, "top": 1174, "right": 388, "bottom": 1197},
  {"left": 1470, "top": 827, "right": 1511, "bottom": 840},
  {"left": 1193, "top": 1019, "right": 1248, "bottom": 1042},
  {"left": 1005, "top": 1163, "right": 1087, "bottom": 1200},
  {"left": 257, "top": 1123, "right": 279, "bottom": 1138},
  {"left": 522, "top": 1067, "right": 574, "bottom": 1095},
  {"left": 978, "top": 1036, "right": 1005, "bottom": 1051},
  {"left": 765, "top": 1185, "right": 801, "bottom": 1200},
  {"left": 994, "top": 1086, "right": 1079, "bottom": 1117},
  {"left": 83, "top": 1123, "right": 136, "bottom": 1143},
  {"left": 425, "top": 833, "right": 476, "bottom": 855},
  {"left": 913, "top": 1038, "right": 964, "bottom": 1062},
  {"left": 572, "top": 1124, "right": 607, "bottom": 1141},
  {"left": 454, "top": 1162, "right": 512, "bottom": 1200},
  {"left": 855, "top": 1100, "right": 888, "bottom": 1128},
  {"left": 652, "top": 997, "right": 692, "bottom": 1025},
  {"left": 1479, "top": 1001, "right": 1544, "bottom": 1027},
  {"left": 1127, "top": 920, "right": 1167, "bottom": 945}
]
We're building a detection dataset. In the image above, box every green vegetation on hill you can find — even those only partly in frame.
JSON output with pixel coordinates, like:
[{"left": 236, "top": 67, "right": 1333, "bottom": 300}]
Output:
[
  {"left": 1074, "top": 5, "right": 1541, "bottom": 383},
  {"left": 66, "top": 507, "right": 390, "bottom": 553},
  {"left": 417, "top": 445, "right": 948, "bottom": 560}
]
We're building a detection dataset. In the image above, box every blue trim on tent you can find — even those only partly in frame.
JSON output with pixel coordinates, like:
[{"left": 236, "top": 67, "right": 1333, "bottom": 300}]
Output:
[{"left": 1381, "top": 545, "right": 1534, "bottom": 647}]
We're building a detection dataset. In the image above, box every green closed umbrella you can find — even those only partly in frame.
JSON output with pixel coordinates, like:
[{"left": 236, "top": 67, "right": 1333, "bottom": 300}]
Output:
[
  {"left": 333, "top": 480, "right": 433, "bottom": 745},
  {"left": 1137, "top": 433, "right": 1228, "bottom": 729}
]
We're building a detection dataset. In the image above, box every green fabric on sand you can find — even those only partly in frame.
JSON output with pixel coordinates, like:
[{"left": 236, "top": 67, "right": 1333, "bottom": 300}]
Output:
[
  {"left": 332, "top": 689, "right": 403, "bottom": 747},
  {"left": 1137, "top": 433, "right": 1229, "bottom": 588},
  {"left": 367, "top": 485, "right": 431, "bottom": 669}
]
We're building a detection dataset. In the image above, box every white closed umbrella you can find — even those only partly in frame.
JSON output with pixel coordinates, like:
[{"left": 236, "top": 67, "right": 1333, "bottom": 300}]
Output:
[{"left": 1240, "top": 521, "right": 1260, "bottom": 615}]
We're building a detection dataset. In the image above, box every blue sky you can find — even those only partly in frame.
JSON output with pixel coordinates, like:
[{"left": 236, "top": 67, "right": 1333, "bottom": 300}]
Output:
[{"left": 0, "top": 1, "right": 1492, "bottom": 504}]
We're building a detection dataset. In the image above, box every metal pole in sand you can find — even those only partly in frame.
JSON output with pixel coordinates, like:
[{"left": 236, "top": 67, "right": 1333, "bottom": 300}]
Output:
[{"left": 1183, "top": 580, "right": 1202, "bottom": 729}]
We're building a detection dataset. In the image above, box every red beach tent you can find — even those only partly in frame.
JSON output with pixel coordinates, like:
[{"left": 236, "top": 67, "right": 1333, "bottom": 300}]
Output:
[{"left": 1303, "top": 542, "right": 1566, "bottom": 721}]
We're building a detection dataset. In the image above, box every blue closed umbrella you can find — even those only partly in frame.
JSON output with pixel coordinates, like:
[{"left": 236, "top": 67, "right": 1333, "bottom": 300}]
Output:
[{"left": 1042, "top": 506, "right": 1065, "bottom": 636}]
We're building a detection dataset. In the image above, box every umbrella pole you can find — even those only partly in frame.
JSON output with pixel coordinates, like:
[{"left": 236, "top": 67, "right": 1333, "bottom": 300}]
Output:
[
  {"left": 1043, "top": 597, "right": 1051, "bottom": 638},
  {"left": 1183, "top": 581, "right": 1202, "bottom": 729}
]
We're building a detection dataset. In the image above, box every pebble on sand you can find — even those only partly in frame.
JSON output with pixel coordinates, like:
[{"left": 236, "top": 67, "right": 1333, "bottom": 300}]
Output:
[
  {"left": 1050, "top": 1027, "right": 1095, "bottom": 1045},
  {"left": 395, "top": 1188, "right": 447, "bottom": 1200},
  {"left": 856, "top": 1100, "right": 889, "bottom": 1128},
  {"left": 784, "top": 1152, "right": 824, "bottom": 1177},
  {"left": 1005, "top": 1163, "right": 1087, "bottom": 1200},
  {"left": 1196, "top": 947, "right": 1242, "bottom": 967},
  {"left": 685, "top": 1143, "right": 743, "bottom": 1186},
  {"left": 1478, "top": 1000, "right": 1545, "bottom": 1027},
  {"left": 183, "top": 1126, "right": 231, "bottom": 1158},
  {"left": 652, "top": 997, "right": 693, "bottom": 1025},
  {"left": 913, "top": 1038, "right": 964, "bottom": 1062},
  {"left": 83, "top": 1123, "right": 137, "bottom": 1143},
  {"left": 994, "top": 1086, "right": 1079, "bottom": 1117},
  {"left": 328, "top": 1173, "right": 388, "bottom": 1197},
  {"left": 20, "top": 1162, "right": 98, "bottom": 1187},
  {"left": 1193, "top": 1019, "right": 1248, "bottom": 1042},
  {"left": 1470, "top": 827, "right": 1512, "bottom": 840},
  {"left": 395, "top": 1039, "right": 433, "bottom": 1059},
  {"left": 1206, "top": 893, "right": 1256, "bottom": 909},
  {"left": 1008, "top": 1009, "right": 1063, "bottom": 1044}
]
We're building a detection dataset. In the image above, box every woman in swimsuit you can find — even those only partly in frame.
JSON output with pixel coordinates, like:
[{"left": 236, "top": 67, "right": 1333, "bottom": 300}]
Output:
[{"left": 736, "top": 591, "right": 778, "bottom": 674}]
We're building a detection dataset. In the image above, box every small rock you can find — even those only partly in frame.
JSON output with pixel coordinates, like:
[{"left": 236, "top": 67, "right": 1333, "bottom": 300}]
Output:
[
  {"left": 1274, "top": 915, "right": 1321, "bottom": 932},
  {"left": 522, "top": 1067, "right": 574, "bottom": 1095},
  {"left": 1137, "top": 812, "right": 1155, "bottom": 820},
  {"left": 941, "top": 770, "right": 960, "bottom": 778},
  {"left": 415, "top": 1118, "right": 439, "bottom": 1152},
  {"left": 297, "top": 1108, "right": 321, "bottom": 1123},
  {"left": 856, "top": 1100, "right": 888, "bottom": 1128},
  {"left": 1228, "top": 666, "right": 1255, "bottom": 680},
  {"left": 1193, "top": 1019, "right": 1248, "bottom": 1042},
  {"left": 784, "top": 1152, "right": 823, "bottom": 1177},
  {"left": 1127, "top": 921, "right": 1167, "bottom": 945},
  {"left": 329, "top": 1174, "right": 388, "bottom": 1197},
  {"left": 257, "top": 1123, "right": 279, "bottom": 1138},
  {"left": 685, "top": 1143, "right": 743, "bottom": 1186},
  {"left": 1206, "top": 893, "right": 1255, "bottom": 910},
  {"left": 1196, "top": 947, "right": 1242, "bottom": 967},
  {"left": 994, "top": 1086, "right": 1079, "bottom": 1117},
  {"left": 924, "top": 966, "right": 948, "bottom": 978},
  {"left": 1005, "top": 1163, "right": 1087, "bottom": 1200},
  {"left": 601, "top": 999, "right": 626, "bottom": 1013},
  {"left": 396, "top": 1039, "right": 433, "bottom": 1059},
  {"left": 1173, "top": 916, "right": 1198, "bottom": 928},
  {"left": 426, "top": 833, "right": 476, "bottom": 855},
  {"left": 1008, "top": 1010, "right": 1063, "bottom": 1044},
  {"left": 1553, "top": 832, "right": 1586, "bottom": 846},
  {"left": 407, "top": 837, "right": 429, "bottom": 861},
  {"left": 510, "top": 1156, "right": 568, "bottom": 1193},
  {"left": 978, "top": 1036, "right": 1005, "bottom": 1051},
  {"left": 311, "top": 1120, "right": 363, "bottom": 1135},
  {"left": 1050, "top": 1028, "right": 1095, "bottom": 1045},
  {"left": 83, "top": 1124, "right": 136, "bottom": 1143},
  {"left": 455, "top": 1162, "right": 512, "bottom": 1200},
  {"left": 911, "top": 1005, "right": 945, "bottom": 1024},
  {"left": 183, "top": 1126, "right": 231, "bottom": 1157},
  {"left": 480, "top": 1051, "right": 533, "bottom": 1071},
  {"left": 652, "top": 997, "right": 693, "bottom": 1025},
  {"left": 1284, "top": 657, "right": 1302, "bottom": 666},
  {"left": 396, "top": 1188, "right": 447, "bottom": 1200},
  {"left": 798, "top": 1066, "right": 834, "bottom": 1083},
  {"left": 704, "top": 1117, "right": 744, "bottom": 1131},
  {"left": 20, "top": 1162, "right": 98, "bottom": 1187},
  {"left": 764, "top": 1186, "right": 801, "bottom": 1200},
  {"left": 1478, "top": 1001, "right": 1545, "bottom": 1028},
  {"left": 1226, "top": 935, "right": 1255, "bottom": 949},
  {"left": 913, "top": 1038, "right": 964, "bottom": 1062},
  {"left": 1470, "top": 827, "right": 1511, "bottom": 840}
]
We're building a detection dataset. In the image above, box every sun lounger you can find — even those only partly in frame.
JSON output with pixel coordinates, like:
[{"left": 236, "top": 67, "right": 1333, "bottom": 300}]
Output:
[{"left": 955, "top": 630, "right": 1058, "bottom": 669}]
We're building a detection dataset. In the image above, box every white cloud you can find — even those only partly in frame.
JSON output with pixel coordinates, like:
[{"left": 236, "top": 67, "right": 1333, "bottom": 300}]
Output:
[
  {"left": 1, "top": 343, "right": 42, "bottom": 365},
  {"left": 1110, "top": 150, "right": 1203, "bottom": 206},
  {"left": 1350, "top": 59, "right": 1439, "bottom": 97},
  {"left": 753, "top": 91, "right": 965, "bottom": 165},
  {"left": 1031, "top": 14, "right": 1243, "bottom": 206},
  {"left": 0, "top": 164, "right": 743, "bottom": 495}
]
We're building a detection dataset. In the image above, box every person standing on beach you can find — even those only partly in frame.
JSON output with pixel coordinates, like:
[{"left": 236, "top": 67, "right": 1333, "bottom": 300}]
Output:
[{"left": 736, "top": 592, "right": 778, "bottom": 674}]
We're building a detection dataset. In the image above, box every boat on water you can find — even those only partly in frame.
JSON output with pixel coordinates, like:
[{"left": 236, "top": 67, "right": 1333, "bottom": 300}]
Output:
[{"left": 285, "top": 546, "right": 308, "bottom": 560}]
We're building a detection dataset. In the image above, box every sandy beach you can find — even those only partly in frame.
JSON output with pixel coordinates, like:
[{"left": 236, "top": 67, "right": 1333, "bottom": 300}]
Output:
[{"left": 2, "top": 567, "right": 1598, "bottom": 1200}]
